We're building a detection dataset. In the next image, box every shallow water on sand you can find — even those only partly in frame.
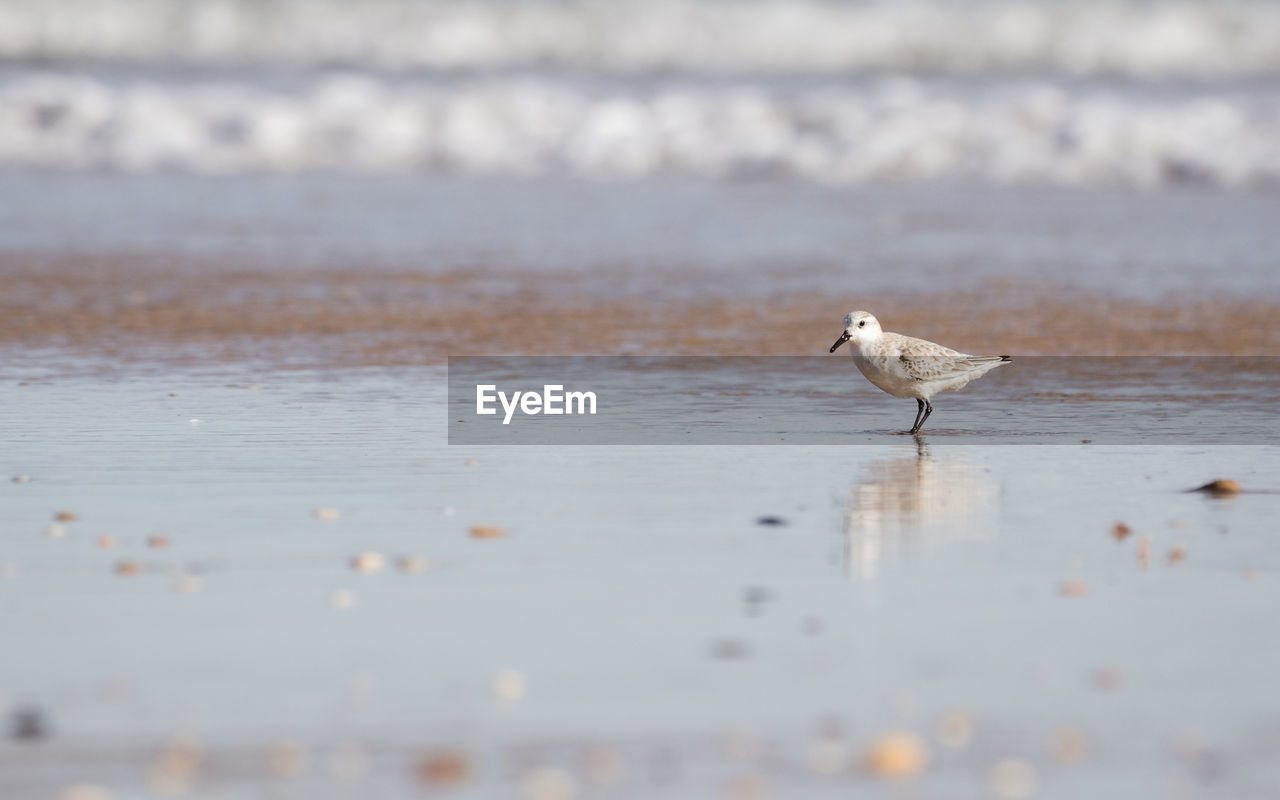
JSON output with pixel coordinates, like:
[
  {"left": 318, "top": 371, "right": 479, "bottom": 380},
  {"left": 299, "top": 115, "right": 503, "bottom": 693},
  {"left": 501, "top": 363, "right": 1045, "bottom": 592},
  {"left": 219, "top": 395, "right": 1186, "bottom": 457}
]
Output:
[
  {"left": 5, "top": 173, "right": 1280, "bottom": 298},
  {"left": 2, "top": 366, "right": 1278, "bottom": 798}
]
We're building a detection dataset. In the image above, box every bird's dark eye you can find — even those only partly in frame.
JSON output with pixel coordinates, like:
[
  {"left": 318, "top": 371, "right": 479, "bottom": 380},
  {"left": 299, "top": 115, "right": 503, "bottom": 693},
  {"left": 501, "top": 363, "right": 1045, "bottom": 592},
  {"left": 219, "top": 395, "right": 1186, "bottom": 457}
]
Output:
[{"left": 858, "top": 320, "right": 866, "bottom": 328}]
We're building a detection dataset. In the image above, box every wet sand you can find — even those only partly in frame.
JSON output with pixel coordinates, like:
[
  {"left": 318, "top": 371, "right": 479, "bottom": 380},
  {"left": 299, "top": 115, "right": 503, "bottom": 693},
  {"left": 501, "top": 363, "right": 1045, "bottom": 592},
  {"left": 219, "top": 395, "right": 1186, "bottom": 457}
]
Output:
[
  {"left": 3, "top": 254, "right": 1278, "bottom": 369},
  {"left": 2, "top": 175, "right": 1278, "bottom": 799},
  {"left": 1, "top": 368, "right": 1278, "bottom": 799}
]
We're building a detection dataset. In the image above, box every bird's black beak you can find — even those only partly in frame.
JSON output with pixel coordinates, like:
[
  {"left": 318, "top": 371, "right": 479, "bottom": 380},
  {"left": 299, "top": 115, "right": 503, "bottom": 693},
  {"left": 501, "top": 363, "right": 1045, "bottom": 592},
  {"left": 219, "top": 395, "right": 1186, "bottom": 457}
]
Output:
[{"left": 829, "top": 332, "right": 851, "bottom": 353}]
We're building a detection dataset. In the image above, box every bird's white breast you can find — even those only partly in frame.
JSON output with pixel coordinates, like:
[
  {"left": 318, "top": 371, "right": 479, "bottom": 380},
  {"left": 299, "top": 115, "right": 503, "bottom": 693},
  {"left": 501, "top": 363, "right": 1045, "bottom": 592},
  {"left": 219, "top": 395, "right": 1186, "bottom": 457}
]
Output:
[{"left": 851, "top": 353, "right": 921, "bottom": 399}]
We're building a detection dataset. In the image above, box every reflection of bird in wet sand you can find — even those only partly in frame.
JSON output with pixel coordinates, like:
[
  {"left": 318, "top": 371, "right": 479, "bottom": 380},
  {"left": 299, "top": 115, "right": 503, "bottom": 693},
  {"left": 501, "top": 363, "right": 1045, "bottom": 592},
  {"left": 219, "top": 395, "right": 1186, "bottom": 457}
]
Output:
[
  {"left": 829, "top": 311, "right": 1011, "bottom": 434},
  {"left": 844, "top": 439, "right": 999, "bottom": 578}
]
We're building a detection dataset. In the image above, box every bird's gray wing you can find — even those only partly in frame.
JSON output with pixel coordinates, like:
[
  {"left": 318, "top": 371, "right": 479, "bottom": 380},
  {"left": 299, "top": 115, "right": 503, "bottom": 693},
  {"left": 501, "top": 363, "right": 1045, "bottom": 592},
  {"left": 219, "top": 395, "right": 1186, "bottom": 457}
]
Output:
[{"left": 898, "top": 353, "right": 1008, "bottom": 382}]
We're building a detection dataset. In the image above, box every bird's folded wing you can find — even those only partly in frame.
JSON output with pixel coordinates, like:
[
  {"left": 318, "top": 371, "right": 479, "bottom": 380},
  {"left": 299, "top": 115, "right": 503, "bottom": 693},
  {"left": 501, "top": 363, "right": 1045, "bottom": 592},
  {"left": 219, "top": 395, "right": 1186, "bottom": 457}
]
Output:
[{"left": 898, "top": 354, "right": 1006, "bottom": 382}]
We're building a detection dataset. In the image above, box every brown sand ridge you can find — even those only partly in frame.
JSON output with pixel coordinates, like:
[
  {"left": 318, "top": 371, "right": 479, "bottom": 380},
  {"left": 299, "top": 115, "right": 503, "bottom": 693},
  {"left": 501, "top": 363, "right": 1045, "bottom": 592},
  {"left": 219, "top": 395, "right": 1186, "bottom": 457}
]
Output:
[{"left": 1, "top": 253, "right": 1277, "bottom": 368}]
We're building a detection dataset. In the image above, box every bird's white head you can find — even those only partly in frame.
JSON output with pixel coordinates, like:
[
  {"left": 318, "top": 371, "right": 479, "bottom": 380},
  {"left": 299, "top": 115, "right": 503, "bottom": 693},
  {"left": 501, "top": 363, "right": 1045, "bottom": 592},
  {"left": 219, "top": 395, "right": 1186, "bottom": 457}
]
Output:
[{"left": 829, "top": 311, "right": 882, "bottom": 353}]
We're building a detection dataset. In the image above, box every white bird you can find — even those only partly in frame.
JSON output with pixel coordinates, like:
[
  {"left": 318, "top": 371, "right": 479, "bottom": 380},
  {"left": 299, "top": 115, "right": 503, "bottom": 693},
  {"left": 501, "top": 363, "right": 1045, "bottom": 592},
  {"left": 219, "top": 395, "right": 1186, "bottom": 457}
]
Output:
[{"left": 829, "top": 311, "right": 1011, "bottom": 435}]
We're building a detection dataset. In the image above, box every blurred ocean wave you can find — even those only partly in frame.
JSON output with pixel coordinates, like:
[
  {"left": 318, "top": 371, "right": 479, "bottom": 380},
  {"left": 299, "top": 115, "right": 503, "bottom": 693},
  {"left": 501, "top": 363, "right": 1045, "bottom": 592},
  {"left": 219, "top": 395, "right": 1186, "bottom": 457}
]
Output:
[
  {"left": 4, "top": 72, "right": 1278, "bottom": 186},
  {"left": 2, "top": 0, "right": 1279, "bottom": 78},
  {"left": 4, "top": 0, "right": 1279, "bottom": 186}
]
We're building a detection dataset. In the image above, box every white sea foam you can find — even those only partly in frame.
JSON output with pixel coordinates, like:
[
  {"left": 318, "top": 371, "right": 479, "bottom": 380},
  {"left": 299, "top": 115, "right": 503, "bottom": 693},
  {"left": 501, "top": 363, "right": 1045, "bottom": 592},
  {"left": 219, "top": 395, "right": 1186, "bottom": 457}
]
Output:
[
  {"left": 2, "top": 0, "right": 1280, "bottom": 78},
  {"left": 3, "top": 72, "right": 1278, "bottom": 186}
]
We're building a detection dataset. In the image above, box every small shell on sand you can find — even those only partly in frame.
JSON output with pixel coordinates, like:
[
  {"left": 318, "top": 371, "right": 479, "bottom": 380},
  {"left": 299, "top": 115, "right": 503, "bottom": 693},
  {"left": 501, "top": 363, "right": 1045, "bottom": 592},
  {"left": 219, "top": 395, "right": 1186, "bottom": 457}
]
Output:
[
  {"left": 1168, "top": 547, "right": 1187, "bottom": 564},
  {"left": 1193, "top": 479, "right": 1239, "bottom": 496},
  {"left": 469, "top": 525, "right": 505, "bottom": 539},
  {"left": 313, "top": 508, "right": 340, "bottom": 520},
  {"left": 95, "top": 535, "right": 116, "bottom": 549},
  {"left": 115, "top": 561, "right": 142, "bottom": 577},
  {"left": 1059, "top": 580, "right": 1089, "bottom": 597},
  {"left": 862, "top": 732, "right": 927, "bottom": 777},
  {"left": 57, "top": 786, "right": 113, "bottom": 800},
  {"left": 1111, "top": 522, "right": 1132, "bottom": 541},
  {"left": 331, "top": 589, "right": 357, "bottom": 610},
  {"left": 328, "top": 742, "right": 369, "bottom": 781},
  {"left": 45, "top": 523, "right": 67, "bottom": 538},
  {"left": 522, "top": 767, "right": 575, "bottom": 800},
  {"left": 415, "top": 749, "right": 471, "bottom": 786},
  {"left": 584, "top": 747, "right": 622, "bottom": 786},
  {"left": 146, "top": 534, "right": 170, "bottom": 548},
  {"left": 492, "top": 669, "right": 527, "bottom": 700},
  {"left": 174, "top": 575, "right": 204, "bottom": 594},
  {"left": 1050, "top": 727, "right": 1088, "bottom": 763},
  {"left": 987, "top": 758, "right": 1038, "bottom": 799},
  {"left": 397, "top": 555, "right": 430, "bottom": 573},
  {"left": 807, "top": 737, "right": 849, "bottom": 774},
  {"left": 54, "top": 511, "right": 78, "bottom": 522},
  {"left": 349, "top": 552, "right": 386, "bottom": 573},
  {"left": 491, "top": 665, "right": 527, "bottom": 696},
  {"left": 146, "top": 736, "right": 204, "bottom": 795},
  {"left": 725, "top": 774, "right": 768, "bottom": 800},
  {"left": 935, "top": 709, "right": 975, "bottom": 749},
  {"left": 264, "top": 739, "right": 308, "bottom": 778},
  {"left": 1092, "top": 667, "right": 1123, "bottom": 692}
]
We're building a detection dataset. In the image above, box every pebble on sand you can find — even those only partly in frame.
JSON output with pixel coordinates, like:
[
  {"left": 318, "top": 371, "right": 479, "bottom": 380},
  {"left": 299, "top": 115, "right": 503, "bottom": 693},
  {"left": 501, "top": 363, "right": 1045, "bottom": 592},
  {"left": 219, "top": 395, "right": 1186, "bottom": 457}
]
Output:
[
  {"left": 146, "top": 737, "right": 204, "bottom": 795},
  {"left": 987, "top": 758, "right": 1038, "bottom": 799},
  {"left": 1193, "top": 479, "right": 1239, "bottom": 496},
  {"left": 807, "top": 737, "right": 849, "bottom": 774},
  {"left": 115, "top": 561, "right": 142, "bottom": 577},
  {"left": 313, "top": 508, "right": 341, "bottom": 521},
  {"left": 1050, "top": 727, "right": 1089, "bottom": 763},
  {"left": 1168, "top": 546, "right": 1187, "bottom": 564},
  {"left": 522, "top": 767, "right": 575, "bottom": 800},
  {"left": 11, "top": 707, "right": 48, "bottom": 740},
  {"left": 493, "top": 669, "right": 527, "bottom": 700},
  {"left": 397, "top": 555, "right": 430, "bottom": 573},
  {"left": 264, "top": 739, "right": 308, "bottom": 778},
  {"left": 755, "top": 516, "right": 788, "bottom": 527},
  {"left": 331, "top": 589, "right": 357, "bottom": 610},
  {"left": 57, "top": 786, "right": 113, "bottom": 800},
  {"left": 415, "top": 749, "right": 471, "bottom": 786},
  {"left": 45, "top": 523, "right": 67, "bottom": 538},
  {"left": 725, "top": 774, "right": 769, "bottom": 800},
  {"left": 11, "top": 475, "right": 30, "bottom": 484},
  {"left": 1111, "top": 522, "right": 1132, "bottom": 541},
  {"left": 174, "top": 575, "right": 204, "bottom": 594},
  {"left": 584, "top": 747, "right": 622, "bottom": 786},
  {"left": 469, "top": 525, "right": 505, "bottom": 539},
  {"left": 328, "top": 742, "right": 369, "bottom": 781},
  {"left": 1092, "top": 668, "right": 1124, "bottom": 692},
  {"left": 934, "top": 709, "right": 975, "bottom": 749},
  {"left": 95, "top": 535, "right": 116, "bottom": 549},
  {"left": 349, "top": 552, "right": 386, "bottom": 573},
  {"left": 711, "top": 639, "right": 752, "bottom": 661},
  {"left": 414, "top": 747, "right": 471, "bottom": 788},
  {"left": 862, "top": 732, "right": 927, "bottom": 778},
  {"left": 1137, "top": 536, "right": 1151, "bottom": 569},
  {"left": 53, "top": 511, "right": 78, "bottom": 522},
  {"left": 146, "top": 534, "right": 170, "bottom": 548},
  {"left": 1059, "top": 580, "right": 1089, "bottom": 597}
]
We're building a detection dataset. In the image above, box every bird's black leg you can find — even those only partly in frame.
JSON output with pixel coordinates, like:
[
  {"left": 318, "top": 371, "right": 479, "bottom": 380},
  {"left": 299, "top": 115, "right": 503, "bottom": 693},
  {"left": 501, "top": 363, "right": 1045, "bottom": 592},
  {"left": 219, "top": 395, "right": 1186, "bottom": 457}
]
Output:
[
  {"left": 908, "top": 398, "right": 925, "bottom": 434},
  {"left": 917, "top": 400, "right": 934, "bottom": 433}
]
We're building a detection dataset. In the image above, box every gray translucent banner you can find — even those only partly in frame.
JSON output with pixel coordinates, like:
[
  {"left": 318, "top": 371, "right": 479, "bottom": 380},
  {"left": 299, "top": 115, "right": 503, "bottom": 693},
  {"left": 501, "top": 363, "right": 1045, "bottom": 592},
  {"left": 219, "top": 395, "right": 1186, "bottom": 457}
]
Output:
[{"left": 448, "top": 356, "right": 1279, "bottom": 445}]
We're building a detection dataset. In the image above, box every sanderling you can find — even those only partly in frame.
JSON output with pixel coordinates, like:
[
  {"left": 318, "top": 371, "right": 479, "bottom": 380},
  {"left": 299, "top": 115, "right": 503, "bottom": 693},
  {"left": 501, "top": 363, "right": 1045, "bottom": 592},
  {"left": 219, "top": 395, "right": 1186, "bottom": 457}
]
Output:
[{"left": 829, "top": 311, "right": 1011, "bottom": 435}]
